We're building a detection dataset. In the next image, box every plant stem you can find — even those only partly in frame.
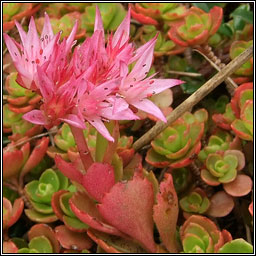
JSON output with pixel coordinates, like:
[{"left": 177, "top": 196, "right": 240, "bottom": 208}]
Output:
[
  {"left": 70, "top": 125, "right": 94, "bottom": 170},
  {"left": 133, "top": 45, "right": 253, "bottom": 151},
  {"left": 195, "top": 43, "right": 238, "bottom": 95}
]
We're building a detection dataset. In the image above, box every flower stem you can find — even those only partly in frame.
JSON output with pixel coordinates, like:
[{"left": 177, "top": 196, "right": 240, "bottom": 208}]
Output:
[{"left": 70, "top": 125, "right": 94, "bottom": 170}]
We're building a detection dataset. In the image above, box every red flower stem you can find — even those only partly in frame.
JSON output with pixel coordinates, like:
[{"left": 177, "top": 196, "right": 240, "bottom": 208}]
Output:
[{"left": 70, "top": 125, "right": 94, "bottom": 170}]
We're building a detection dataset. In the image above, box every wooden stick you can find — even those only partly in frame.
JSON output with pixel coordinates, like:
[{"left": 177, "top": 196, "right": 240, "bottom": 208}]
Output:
[{"left": 133, "top": 45, "right": 253, "bottom": 152}]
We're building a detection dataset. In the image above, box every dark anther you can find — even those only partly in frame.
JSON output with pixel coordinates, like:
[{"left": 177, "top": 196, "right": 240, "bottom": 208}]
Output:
[{"left": 142, "top": 64, "right": 146, "bottom": 67}]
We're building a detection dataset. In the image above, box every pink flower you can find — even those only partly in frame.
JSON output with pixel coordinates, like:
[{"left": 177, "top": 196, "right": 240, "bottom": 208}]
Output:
[
  {"left": 22, "top": 65, "right": 80, "bottom": 130},
  {"left": 4, "top": 13, "right": 77, "bottom": 91},
  {"left": 116, "top": 36, "right": 183, "bottom": 122}
]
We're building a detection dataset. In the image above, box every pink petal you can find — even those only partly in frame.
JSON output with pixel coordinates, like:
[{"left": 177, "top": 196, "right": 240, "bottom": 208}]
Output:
[
  {"left": 82, "top": 163, "right": 115, "bottom": 202},
  {"left": 94, "top": 5, "right": 104, "bottom": 35},
  {"left": 3, "top": 34, "right": 21, "bottom": 62},
  {"left": 127, "top": 36, "right": 157, "bottom": 82},
  {"left": 41, "top": 12, "right": 54, "bottom": 41},
  {"left": 131, "top": 99, "right": 167, "bottom": 122},
  {"left": 27, "top": 16, "right": 40, "bottom": 56},
  {"left": 128, "top": 35, "right": 157, "bottom": 64},
  {"left": 98, "top": 175, "right": 156, "bottom": 253},
  {"left": 37, "top": 65, "right": 54, "bottom": 99},
  {"left": 90, "top": 78, "right": 121, "bottom": 99},
  {"left": 88, "top": 118, "right": 114, "bottom": 142},
  {"left": 66, "top": 20, "right": 78, "bottom": 53},
  {"left": 112, "top": 8, "right": 131, "bottom": 47},
  {"left": 23, "top": 110, "right": 48, "bottom": 125},
  {"left": 145, "top": 78, "right": 183, "bottom": 96},
  {"left": 59, "top": 114, "right": 86, "bottom": 129},
  {"left": 14, "top": 20, "right": 27, "bottom": 47}
]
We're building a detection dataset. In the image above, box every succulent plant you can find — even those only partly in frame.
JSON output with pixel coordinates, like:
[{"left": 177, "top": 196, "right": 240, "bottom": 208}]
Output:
[
  {"left": 5, "top": 72, "right": 42, "bottom": 114},
  {"left": 146, "top": 109, "right": 206, "bottom": 168},
  {"left": 3, "top": 197, "right": 24, "bottom": 230},
  {"left": 138, "top": 25, "right": 185, "bottom": 56},
  {"left": 81, "top": 3, "right": 126, "bottom": 35},
  {"left": 230, "top": 82, "right": 253, "bottom": 141},
  {"left": 3, "top": 3, "right": 41, "bottom": 32},
  {"left": 180, "top": 215, "right": 232, "bottom": 253},
  {"left": 51, "top": 190, "right": 89, "bottom": 232},
  {"left": 198, "top": 130, "right": 234, "bottom": 162},
  {"left": 212, "top": 82, "right": 253, "bottom": 142},
  {"left": 3, "top": 137, "right": 49, "bottom": 180},
  {"left": 3, "top": 241, "right": 19, "bottom": 253},
  {"left": 24, "top": 168, "right": 69, "bottom": 223},
  {"left": 230, "top": 41, "right": 253, "bottom": 76},
  {"left": 17, "top": 224, "right": 60, "bottom": 253},
  {"left": 201, "top": 149, "right": 245, "bottom": 185},
  {"left": 130, "top": 3, "right": 187, "bottom": 26},
  {"left": 168, "top": 6, "right": 223, "bottom": 47},
  {"left": 179, "top": 187, "right": 210, "bottom": 215},
  {"left": 171, "top": 167, "right": 192, "bottom": 194}
]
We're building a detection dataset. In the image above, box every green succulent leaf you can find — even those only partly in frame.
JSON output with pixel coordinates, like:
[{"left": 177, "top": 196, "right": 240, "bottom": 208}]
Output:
[
  {"left": 218, "top": 238, "right": 253, "bottom": 253},
  {"left": 28, "top": 236, "right": 53, "bottom": 253}
]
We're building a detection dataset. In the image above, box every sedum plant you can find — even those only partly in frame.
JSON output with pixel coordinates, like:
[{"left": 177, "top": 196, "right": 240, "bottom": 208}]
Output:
[
  {"left": 180, "top": 215, "right": 232, "bottom": 253},
  {"left": 146, "top": 109, "right": 207, "bottom": 168},
  {"left": 24, "top": 168, "right": 69, "bottom": 223},
  {"left": 201, "top": 149, "right": 245, "bottom": 185}
]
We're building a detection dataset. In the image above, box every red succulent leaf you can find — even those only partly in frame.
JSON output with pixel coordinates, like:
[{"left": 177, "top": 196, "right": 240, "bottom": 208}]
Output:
[
  {"left": 130, "top": 4, "right": 158, "bottom": 25},
  {"left": 221, "top": 229, "right": 233, "bottom": 244},
  {"left": 248, "top": 202, "right": 253, "bottom": 216},
  {"left": 7, "top": 96, "right": 29, "bottom": 106},
  {"left": 223, "top": 174, "right": 252, "bottom": 197},
  {"left": 87, "top": 229, "right": 121, "bottom": 253},
  {"left": 3, "top": 241, "right": 18, "bottom": 253},
  {"left": 55, "top": 225, "right": 92, "bottom": 251},
  {"left": 209, "top": 6, "right": 223, "bottom": 35},
  {"left": 153, "top": 173, "right": 179, "bottom": 253},
  {"left": 20, "top": 137, "right": 49, "bottom": 179},
  {"left": 230, "top": 82, "right": 253, "bottom": 118},
  {"left": 7, "top": 198, "right": 24, "bottom": 227},
  {"left": 8, "top": 103, "right": 35, "bottom": 114},
  {"left": 51, "top": 190, "right": 68, "bottom": 222},
  {"left": 28, "top": 223, "right": 60, "bottom": 253},
  {"left": 69, "top": 191, "right": 123, "bottom": 236},
  {"left": 3, "top": 147, "right": 24, "bottom": 179},
  {"left": 87, "top": 229, "right": 147, "bottom": 253},
  {"left": 98, "top": 174, "right": 156, "bottom": 253},
  {"left": 212, "top": 114, "right": 232, "bottom": 130},
  {"left": 146, "top": 148, "right": 171, "bottom": 168},
  {"left": 168, "top": 24, "right": 188, "bottom": 47},
  {"left": 206, "top": 191, "right": 234, "bottom": 217},
  {"left": 82, "top": 162, "right": 115, "bottom": 202},
  {"left": 118, "top": 148, "right": 135, "bottom": 167},
  {"left": 55, "top": 155, "right": 83, "bottom": 184}
]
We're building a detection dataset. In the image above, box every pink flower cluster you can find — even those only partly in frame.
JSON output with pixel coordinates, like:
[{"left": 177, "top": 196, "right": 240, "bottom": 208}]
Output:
[{"left": 4, "top": 7, "right": 183, "bottom": 141}]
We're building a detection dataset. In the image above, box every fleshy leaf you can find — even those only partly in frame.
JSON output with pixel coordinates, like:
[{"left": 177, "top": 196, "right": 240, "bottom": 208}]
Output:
[
  {"left": 218, "top": 239, "right": 253, "bottom": 253},
  {"left": 82, "top": 162, "right": 115, "bottom": 202},
  {"left": 98, "top": 175, "right": 156, "bottom": 253},
  {"left": 153, "top": 173, "right": 179, "bottom": 253},
  {"left": 55, "top": 225, "right": 92, "bottom": 250}
]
